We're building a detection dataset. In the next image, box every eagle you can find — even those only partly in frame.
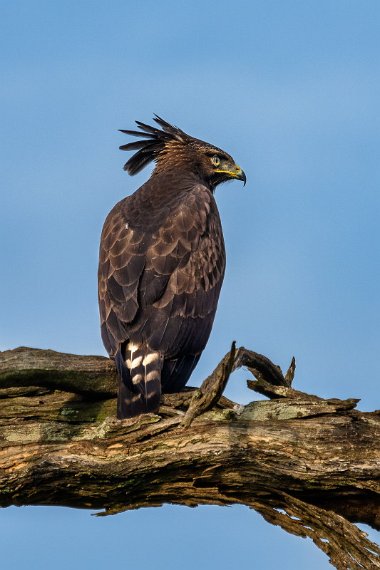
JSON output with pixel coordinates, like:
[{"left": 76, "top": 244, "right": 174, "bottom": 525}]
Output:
[{"left": 98, "top": 116, "right": 246, "bottom": 418}]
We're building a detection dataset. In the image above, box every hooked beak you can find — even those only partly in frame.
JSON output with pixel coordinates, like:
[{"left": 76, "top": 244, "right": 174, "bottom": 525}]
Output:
[
  {"left": 234, "top": 166, "right": 246, "bottom": 186},
  {"left": 214, "top": 164, "right": 247, "bottom": 186}
]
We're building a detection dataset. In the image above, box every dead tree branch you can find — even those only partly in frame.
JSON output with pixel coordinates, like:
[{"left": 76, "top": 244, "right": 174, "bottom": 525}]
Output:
[{"left": 0, "top": 346, "right": 379, "bottom": 569}]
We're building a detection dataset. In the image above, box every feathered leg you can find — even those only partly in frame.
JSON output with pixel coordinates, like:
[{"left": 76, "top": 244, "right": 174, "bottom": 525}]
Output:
[{"left": 161, "top": 354, "right": 201, "bottom": 393}]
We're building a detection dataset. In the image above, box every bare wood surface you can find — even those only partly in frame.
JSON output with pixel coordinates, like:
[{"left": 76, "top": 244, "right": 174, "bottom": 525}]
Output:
[{"left": 0, "top": 345, "right": 379, "bottom": 569}]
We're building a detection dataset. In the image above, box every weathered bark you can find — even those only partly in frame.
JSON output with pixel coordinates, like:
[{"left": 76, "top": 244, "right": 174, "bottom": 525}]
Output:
[{"left": 0, "top": 345, "right": 379, "bottom": 569}]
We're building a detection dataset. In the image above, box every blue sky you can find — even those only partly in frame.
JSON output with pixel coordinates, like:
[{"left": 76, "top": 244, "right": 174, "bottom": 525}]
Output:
[{"left": 1, "top": 1, "right": 379, "bottom": 567}]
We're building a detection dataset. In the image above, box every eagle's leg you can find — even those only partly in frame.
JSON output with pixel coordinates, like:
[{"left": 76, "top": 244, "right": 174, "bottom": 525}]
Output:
[{"left": 161, "top": 354, "right": 201, "bottom": 393}]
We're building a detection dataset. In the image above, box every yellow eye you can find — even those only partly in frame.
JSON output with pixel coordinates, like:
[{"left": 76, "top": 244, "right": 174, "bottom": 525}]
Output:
[{"left": 211, "top": 155, "right": 220, "bottom": 167}]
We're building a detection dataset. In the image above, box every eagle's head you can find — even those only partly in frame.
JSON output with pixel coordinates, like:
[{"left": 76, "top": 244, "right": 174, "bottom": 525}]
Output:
[{"left": 119, "top": 115, "right": 246, "bottom": 190}]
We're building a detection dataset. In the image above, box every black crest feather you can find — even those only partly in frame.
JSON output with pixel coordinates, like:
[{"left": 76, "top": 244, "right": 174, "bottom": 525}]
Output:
[{"left": 119, "top": 115, "right": 188, "bottom": 175}]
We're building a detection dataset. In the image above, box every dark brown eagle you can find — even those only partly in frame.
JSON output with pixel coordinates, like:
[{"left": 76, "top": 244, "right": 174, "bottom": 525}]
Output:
[{"left": 98, "top": 116, "right": 246, "bottom": 418}]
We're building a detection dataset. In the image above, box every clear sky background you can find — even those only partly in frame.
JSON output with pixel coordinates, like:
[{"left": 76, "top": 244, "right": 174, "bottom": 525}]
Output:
[{"left": 1, "top": 1, "right": 379, "bottom": 568}]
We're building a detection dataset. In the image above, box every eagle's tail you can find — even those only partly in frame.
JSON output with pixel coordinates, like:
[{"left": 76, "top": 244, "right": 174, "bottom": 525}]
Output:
[{"left": 115, "top": 344, "right": 162, "bottom": 419}]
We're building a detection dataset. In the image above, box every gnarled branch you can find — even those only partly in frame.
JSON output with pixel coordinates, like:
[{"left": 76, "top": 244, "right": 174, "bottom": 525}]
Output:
[{"left": 0, "top": 345, "right": 379, "bottom": 569}]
